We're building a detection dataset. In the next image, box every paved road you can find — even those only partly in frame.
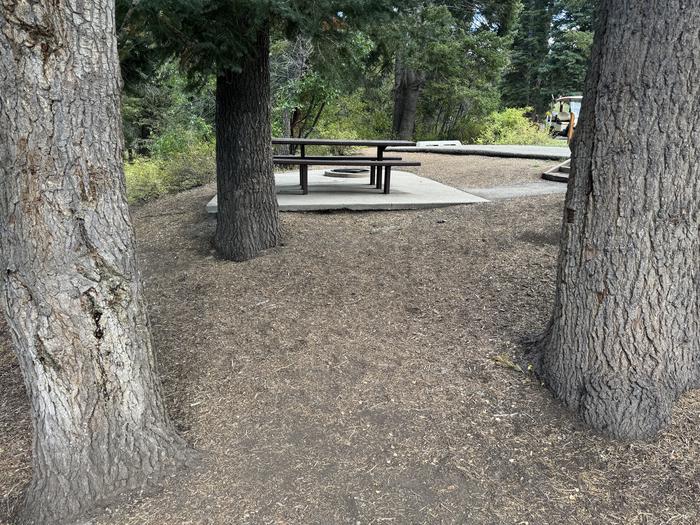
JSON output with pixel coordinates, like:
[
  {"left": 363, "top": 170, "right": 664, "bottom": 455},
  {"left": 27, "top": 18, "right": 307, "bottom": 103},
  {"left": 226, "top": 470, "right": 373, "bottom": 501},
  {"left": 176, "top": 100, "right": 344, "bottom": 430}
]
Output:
[{"left": 387, "top": 144, "right": 571, "bottom": 161}]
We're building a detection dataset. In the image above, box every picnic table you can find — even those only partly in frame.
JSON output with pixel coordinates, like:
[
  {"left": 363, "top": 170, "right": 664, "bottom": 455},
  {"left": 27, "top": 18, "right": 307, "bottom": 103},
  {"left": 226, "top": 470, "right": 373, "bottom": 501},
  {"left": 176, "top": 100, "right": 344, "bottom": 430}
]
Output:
[{"left": 272, "top": 138, "right": 420, "bottom": 195}]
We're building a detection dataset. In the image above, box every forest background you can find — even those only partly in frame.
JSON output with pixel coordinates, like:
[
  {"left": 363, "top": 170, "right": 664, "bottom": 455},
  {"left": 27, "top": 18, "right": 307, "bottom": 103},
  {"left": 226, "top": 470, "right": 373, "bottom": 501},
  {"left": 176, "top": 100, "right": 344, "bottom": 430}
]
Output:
[{"left": 118, "top": 0, "right": 595, "bottom": 202}]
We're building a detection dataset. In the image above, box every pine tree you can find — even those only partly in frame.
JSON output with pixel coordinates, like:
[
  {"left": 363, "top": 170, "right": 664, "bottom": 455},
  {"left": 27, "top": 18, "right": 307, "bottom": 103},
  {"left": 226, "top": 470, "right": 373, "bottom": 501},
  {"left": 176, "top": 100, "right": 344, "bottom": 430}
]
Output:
[
  {"left": 502, "top": 0, "right": 553, "bottom": 113},
  {"left": 539, "top": 0, "right": 596, "bottom": 100},
  {"left": 537, "top": 0, "right": 700, "bottom": 440},
  {"left": 503, "top": 0, "right": 596, "bottom": 114},
  {"left": 387, "top": 0, "right": 518, "bottom": 140},
  {"left": 137, "top": 0, "right": 406, "bottom": 261},
  {"left": 1, "top": 2, "right": 192, "bottom": 522}
]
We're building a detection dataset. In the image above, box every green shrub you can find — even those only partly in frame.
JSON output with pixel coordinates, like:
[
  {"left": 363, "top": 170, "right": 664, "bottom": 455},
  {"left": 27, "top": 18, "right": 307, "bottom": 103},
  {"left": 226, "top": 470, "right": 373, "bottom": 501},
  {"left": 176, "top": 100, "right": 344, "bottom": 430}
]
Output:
[
  {"left": 150, "top": 118, "right": 213, "bottom": 158},
  {"left": 124, "top": 140, "right": 215, "bottom": 203},
  {"left": 124, "top": 158, "right": 169, "bottom": 203},
  {"left": 165, "top": 141, "right": 216, "bottom": 192},
  {"left": 476, "top": 107, "right": 561, "bottom": 146}
]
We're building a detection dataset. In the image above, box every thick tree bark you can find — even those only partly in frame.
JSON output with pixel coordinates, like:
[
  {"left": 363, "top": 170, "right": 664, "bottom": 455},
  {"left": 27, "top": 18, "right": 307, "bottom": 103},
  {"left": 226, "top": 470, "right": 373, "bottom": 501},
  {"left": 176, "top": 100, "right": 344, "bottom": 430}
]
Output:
[
  {"left": 392, "top": 60, "right": 425, "bottom": 141},
  {"left": 215, "top": 25, "right": 281, "bottom": 262},
  {"left": 0, "top": 2, "right": 191, "bottom": 523},
  {"left": 537, "top": 0, "right": 700, "bottom": 440}
]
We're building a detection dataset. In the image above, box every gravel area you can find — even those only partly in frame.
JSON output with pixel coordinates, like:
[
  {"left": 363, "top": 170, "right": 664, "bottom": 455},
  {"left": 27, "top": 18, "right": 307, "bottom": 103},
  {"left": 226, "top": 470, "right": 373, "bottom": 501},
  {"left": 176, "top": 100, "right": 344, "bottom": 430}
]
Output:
[{"left": 1, "top": 157, "right": 699, "bottom": 525}]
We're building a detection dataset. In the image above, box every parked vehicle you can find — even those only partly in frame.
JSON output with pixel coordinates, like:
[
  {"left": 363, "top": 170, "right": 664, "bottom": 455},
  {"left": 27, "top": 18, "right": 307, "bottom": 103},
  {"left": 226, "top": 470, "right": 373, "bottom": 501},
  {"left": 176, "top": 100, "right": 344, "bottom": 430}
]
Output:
[{"left": 546, "top": 95, "right": 582, "bottom": 137}]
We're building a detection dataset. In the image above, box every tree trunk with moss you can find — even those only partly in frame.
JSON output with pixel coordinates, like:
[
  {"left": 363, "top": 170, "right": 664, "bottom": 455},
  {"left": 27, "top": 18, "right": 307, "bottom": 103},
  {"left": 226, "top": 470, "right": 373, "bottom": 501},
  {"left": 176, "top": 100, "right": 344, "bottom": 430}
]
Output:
[
  {"left": 0, "top": 2, "right": 191, "bottom": 523},
  {"left": 537, "top": 0, "right": 700, "bottom": 440},
  {"left": 215, "top": 25, "right": 281, "bottom": 262}
]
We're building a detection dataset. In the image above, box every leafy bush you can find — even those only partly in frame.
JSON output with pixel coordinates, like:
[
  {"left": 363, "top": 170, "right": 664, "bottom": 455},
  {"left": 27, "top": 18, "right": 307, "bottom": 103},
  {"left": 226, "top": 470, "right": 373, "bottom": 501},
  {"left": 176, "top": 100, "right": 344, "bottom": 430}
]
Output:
[
  {"left": 476, "top": 107, "right": 561, "bottom": 146},
  {"left": 325, "top": 91, "right": 392, "bottom": 141},
  {"left": 122, "top": 63, "right": 216, "bottom": 204},
  {"left": 150, "top": 117, "right": 213, "bottom": 158},
  {"left": 124, "top": 141, "right": 215, "bottom": 203},
  {"left": 165, "top": 141, "right": 216, "bottom": 191},
  {"left": 123, "top": 63, "right": 215, "bottom": 158},
  {"left": 124, "top": 158, "right": 169, "bottom": 203}
]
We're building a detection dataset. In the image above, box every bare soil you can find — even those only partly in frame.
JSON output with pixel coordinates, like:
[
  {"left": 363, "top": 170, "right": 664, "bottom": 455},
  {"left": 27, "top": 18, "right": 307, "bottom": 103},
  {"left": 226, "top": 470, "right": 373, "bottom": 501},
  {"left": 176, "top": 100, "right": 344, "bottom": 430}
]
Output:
[{"left": 1, "top": 156, "right": 699, "bottom": 524}]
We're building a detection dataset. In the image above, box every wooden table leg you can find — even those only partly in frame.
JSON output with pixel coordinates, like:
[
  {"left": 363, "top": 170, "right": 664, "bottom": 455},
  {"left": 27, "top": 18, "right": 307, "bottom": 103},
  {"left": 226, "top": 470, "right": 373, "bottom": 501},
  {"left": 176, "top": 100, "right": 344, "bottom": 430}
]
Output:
[
  {"left": 370, "top": 166, "right": 376, "bottom": 186},
  {"left": 383, "top": 166, "right": 392, "bottom": 194},
  {"left": 301, "top": 165, "right": 309, "bottom": 195},
  {"left": 376, "top": 146, "right": 385, "bottom": 190},
  {"left": 299, "top": 145, "right": 306, "bottom": 189}
]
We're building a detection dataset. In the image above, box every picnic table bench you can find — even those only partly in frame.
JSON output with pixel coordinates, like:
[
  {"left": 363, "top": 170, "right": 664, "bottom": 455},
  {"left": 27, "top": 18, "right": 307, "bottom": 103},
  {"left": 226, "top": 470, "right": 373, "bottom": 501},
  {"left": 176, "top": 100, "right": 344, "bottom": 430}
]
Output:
[{"left": 272, "top": 138, "right": 421, "bottom": 195}]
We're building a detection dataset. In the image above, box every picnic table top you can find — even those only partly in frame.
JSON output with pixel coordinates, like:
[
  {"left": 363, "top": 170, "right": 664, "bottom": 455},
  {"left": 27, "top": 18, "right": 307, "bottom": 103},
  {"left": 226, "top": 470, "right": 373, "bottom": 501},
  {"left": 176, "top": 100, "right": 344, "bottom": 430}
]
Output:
[{"left": 272, "top": 138, "right": 416, "bottom": 147}]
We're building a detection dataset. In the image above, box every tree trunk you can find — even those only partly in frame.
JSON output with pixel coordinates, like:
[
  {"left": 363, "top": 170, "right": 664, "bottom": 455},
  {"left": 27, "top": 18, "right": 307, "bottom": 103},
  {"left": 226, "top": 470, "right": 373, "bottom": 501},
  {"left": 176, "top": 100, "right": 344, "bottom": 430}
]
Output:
[
  {"left": 536, "top": 0, "right": 700, "bottom": 440},
  {"left": 215, "top": 25, "right": 281, "bottom": 262},
  {"left": 0, "top": 2, "right": 191, "bottom": 523},
  {"left": 392, "top": 60, "right": 425, "bottom": 141}
]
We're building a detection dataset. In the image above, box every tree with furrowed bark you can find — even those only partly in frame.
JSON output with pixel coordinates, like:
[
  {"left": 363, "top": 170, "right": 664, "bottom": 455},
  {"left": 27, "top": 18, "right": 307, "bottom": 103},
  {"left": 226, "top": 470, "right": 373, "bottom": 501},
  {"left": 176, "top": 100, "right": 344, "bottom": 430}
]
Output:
[
  {"left": 138, "top": 0, "right": 409, "bottom": 261},
  {"left": 535, "top": 0, "right": 700, "bottom": 440},
  {"left": 0, "top": 1, "right": 192, "bottom": 523}
]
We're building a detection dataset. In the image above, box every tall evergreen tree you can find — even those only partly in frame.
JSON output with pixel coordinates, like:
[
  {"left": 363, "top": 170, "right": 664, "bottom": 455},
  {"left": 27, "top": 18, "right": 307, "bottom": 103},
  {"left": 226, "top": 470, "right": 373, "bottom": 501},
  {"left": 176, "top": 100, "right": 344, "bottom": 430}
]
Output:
[
  {"left": 503, "top": 0, "right": 596, "bottom": 114},
  {"left": 501, "top": 0, "right": 552, "bottom": 113},
  {"left": 388, "top": 0, "right": 518, "bottom": 140},
  {"left": 0, "top": 1, "right": 191, "bottom": 522},
  {"left": 536, "top": 0, "right": 700, "bottom": 440},
  {"left": 138, "top": 0, "right": 406, "bottom": 261},
  {"left": 539, "top": 0, "right": 596, "bottom": 100}
]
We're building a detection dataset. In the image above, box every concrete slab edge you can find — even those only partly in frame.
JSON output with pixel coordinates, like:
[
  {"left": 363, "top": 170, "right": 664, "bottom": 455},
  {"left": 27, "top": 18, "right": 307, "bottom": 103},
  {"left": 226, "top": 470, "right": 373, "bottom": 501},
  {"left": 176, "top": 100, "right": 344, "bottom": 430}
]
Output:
[
  {"left": 277, "top": 201, "right": 488, "bottom": 212},
  {"left": 207, "top": 197, "right": 489, "bottom": 214}
]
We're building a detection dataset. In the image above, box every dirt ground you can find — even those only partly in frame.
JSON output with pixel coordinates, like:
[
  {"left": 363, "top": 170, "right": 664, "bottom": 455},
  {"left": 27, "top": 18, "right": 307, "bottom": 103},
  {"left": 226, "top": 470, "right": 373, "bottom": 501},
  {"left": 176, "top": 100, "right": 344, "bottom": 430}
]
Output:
[{"left": 1, "top": 155, "right": 699, "bottom": 524}]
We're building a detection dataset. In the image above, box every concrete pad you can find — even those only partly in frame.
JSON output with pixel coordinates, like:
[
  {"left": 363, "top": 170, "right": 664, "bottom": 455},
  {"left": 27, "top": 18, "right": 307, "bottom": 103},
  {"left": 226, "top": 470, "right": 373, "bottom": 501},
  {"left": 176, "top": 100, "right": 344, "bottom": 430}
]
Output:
[
  {"left": 464, "top": 181, "right": 568, "bottom": 200},
  {"left": 387, "top": 144, "right": 571, "bottom": 161},
  {"left": 206, "top": 169, "right": 487, "bottom": 213}
]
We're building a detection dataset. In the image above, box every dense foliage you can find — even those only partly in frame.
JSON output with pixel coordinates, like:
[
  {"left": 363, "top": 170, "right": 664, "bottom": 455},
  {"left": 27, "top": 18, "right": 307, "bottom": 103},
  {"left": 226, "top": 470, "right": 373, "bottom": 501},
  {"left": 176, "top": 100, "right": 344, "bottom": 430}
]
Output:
[
  {"left": 117, "top": 0, "right": 596, "bottom": 202},
  {"left": 121, "top": 64, "right": 216, "bottom": 201},
  {"left": 476, "top": 107, "right": 561, "bottom": 146},
  {"left": 502, "top": 0, "right": 596, "bottom": 113},
  {"left": 381, "top": 1, "right": 516, "bottom": 140}
]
